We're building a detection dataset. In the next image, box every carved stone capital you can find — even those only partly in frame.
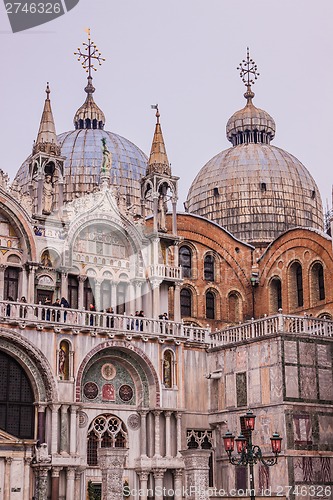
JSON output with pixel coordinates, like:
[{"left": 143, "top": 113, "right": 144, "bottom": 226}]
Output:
[
  {"left": 51, "top": 467, "right": 62, "bottom": 478},
  {"left": 67, "top": 467, "right": 76, "bottom": 479},
  {"left": 78, "top": 275, "right": 87, "bottom": 283},
  {"left": 60, "top": 404, "right": 69, "bottom": 414},
  {"left": 137, "top": 470, "right": 150, "bottom": 482},
  {"left": 164, "top": 411, "right": 172, "bottom": 418},
  {"left": 173, "top": 468, "right": 183, "bottom": 479},
  {"left": 152, "top": 468, "right": 166, "bottom": 480}
]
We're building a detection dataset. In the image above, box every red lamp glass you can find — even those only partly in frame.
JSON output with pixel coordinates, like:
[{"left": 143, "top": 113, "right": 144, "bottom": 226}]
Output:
[
  {"left": 235, "top": 434, "right": 247, "bottom": 453},
  {"left": 271, "top": 432, "right": 282, "bottom": 454},
  {"left": 244, "top": 410, "right": 256, "bottom": 431},
  {"left": 223, "top": 431, "right": 235, "bottom": 452}
]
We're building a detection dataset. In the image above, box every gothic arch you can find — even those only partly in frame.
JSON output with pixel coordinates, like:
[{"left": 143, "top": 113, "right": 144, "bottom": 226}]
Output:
[
  {"left": 75, "top": 340, "right": 161, "bottom": 407},
  {"left": 0, "top": 328, "right": 58, "bottom": 402}
]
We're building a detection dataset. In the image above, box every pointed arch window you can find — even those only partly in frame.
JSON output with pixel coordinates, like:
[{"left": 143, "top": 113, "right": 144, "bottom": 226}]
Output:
[
  {"left": 179, "top": 246, "right": 192, "bottom": 278},
  {"left": 204, "top": 254, "right": 214, "bottom": 281},
  {"left": 206, "top": 291, "right": 215, "bottom": 319},
  {"left": 87, "top": 415, "right": 128, "bottom": 466},
  {"left": 180, "top": 288, "right": 192, "bottom": 318}
]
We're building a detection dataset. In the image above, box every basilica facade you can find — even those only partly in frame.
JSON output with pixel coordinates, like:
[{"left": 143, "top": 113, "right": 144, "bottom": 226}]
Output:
[{"left": 0, "top": 44, "right": 332, "bottom": 500}]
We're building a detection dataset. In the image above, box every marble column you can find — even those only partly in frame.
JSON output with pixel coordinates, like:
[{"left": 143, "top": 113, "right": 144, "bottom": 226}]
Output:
[
  {"left": 27, "top": 266, "right": 36, "bottom": 304},
  {"left": 176, "top": 412, "right": 182, "bottom": 457},
  {"left": 23, "top": 457, "right": 32, "bottom": 500},
  {"left": 60, "top": 271, "right": 68, "bottom": 299},
  {"left": 50, "top": 404, "right": 60, "bottom": 455},
  {"left": 37, "top": 404, "right": 46, "bottom": 444},
  {"left": 173, "top": 469, "right": 183, "bottom": 500},
  {"left": 139, "top": 410, "right": 148, "bottom": 457},
  {"left": 95, "top": 280, "right": 101, "bottom": 312},
  {"left": 181, "top": 449, "right": 211, "bottom": 500},
  {"left": 111, "top": 282, "right": 117, "bottom": 309},
  {"left": 174, "top": 283, "right": 181, "bottom": 322},
  {"left": 172, "top": 199, "right": 178, "bottom": 235},
  {"left": 3, "top": 457, "right": 12, "bottom": 500},
  {"left": 153, "top": 193, "right": 159, "bottom": 232},
  {"left": 0, "top": 264, "right": 7, "bottom": 301},
  {"left": 153, "top": 410, "right": 161, "bottom": 457},
  {"left": 165, "top": 411, "right": 172, "bottom": 457},
  {"left": 135, "top": 281, "right": 143, "bottom": 312},
  {"left": 51, "top": 467, "right": 62, "bottom": 500},
  {"left": 75, "top": 469, "right": 84, "bottom": 499},
  {"left": 69, "top": 405, "right": 78, "bottom": 455},
  {"left": 78, "top": 276, "right": 87, "bottom": 309},
  {"left": 152, "top": 280, "right": 161, "bottom": 319},
  {"left": 60, "top": 404, "right": 69, "bottom": 454},
  {"left": 66, "top": 467, "right": 76, "bottom": 500},
  {"left": 98, "top": 447, "right": 128, "bottom": 500},
  {"left": 153, "top": 468, "right": 166, "bottom": 500},
  {"left": 137, "top": 471, "right": 149, "bottom": 500},
  {"left": 35, "top": 466, "right": 50, "bottom": 500}
]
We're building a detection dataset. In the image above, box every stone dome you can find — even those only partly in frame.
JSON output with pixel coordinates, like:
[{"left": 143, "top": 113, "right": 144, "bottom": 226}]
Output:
[
  {"left": 13, "top": 79, "right": 147, "bottom": 208},
  {"left": 186, "top": 82, "right": 323, "bottom": 246}
]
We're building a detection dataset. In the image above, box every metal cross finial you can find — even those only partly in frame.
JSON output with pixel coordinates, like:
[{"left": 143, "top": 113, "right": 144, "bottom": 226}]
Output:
[
  {"left": 74, "top": 29, "right": 105, "bottom": 79},
  {"left": 151, "top": 104, "right": 160, "bottom": 123},
  {"left": 237, "top": 47, "right": 260, "bottom": 89}
]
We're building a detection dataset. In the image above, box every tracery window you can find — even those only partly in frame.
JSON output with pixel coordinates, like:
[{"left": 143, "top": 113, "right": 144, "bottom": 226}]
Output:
[
  {"left": 204, "top": 254, "right": 214, "bottom": 281},
  {"left": 0, "top": 352, "right": 34, "bottom": 439},
  {"left": 206, "top": 291, "right": 215, "bottom": 319},
  {"left": 180, "top": 288, "right": 192, "bottom": 318},
  {"left": 87, "top": 414, "right": 128, "bottom": 466},
  {"left": 179, "top": 246, "right": 192, "bottom": 278}
]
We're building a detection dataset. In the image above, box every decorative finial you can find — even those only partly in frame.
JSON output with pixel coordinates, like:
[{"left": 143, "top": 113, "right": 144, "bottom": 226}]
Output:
[
  {"left": 237, "top": 47, "right": 260, "bottom": 101},
  {"left": 151, "top": 104, "right": 160, "bottom": 123},
  {"left": 74, "top": 28, "right": 105, "bottom": 92},
  {"left": 46, "top": 82, "right": 50, "bottom": 99}
]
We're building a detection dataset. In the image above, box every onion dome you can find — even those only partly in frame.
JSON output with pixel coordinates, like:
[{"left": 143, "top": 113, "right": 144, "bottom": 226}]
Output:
[{"left": 186, "top": 49, "right": 324, "bottom": 246}]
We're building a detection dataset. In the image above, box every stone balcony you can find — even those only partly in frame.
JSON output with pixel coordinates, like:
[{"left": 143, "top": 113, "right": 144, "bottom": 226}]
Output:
[
  {"left": 0, "top": 300, "right": 208, "bottom": 344},
  {"left": 210, "top": 312, "right": 333, "bottom": 347},
  {"left": 147, "top": 264, "right": 182, "bottom": 281}
]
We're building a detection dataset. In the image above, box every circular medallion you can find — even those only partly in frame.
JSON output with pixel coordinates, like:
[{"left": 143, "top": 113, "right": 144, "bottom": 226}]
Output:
[
  {"left": 83, "top": 381, "right": 98, "bottom": 400},
  {"left": 119, "top": 384, "right": 133, "bottom": 402},
  {"left": 101, "top": 363, "right": 116, "bottom": 380},
  {"left": 78, "top": 411, "right": 88, "bottom": 428},
  {"left": 127, "top": 413, "right": 141, "bottom": 430}
]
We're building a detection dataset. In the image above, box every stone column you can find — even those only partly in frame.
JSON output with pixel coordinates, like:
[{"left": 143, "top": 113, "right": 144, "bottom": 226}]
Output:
[
  {"left": 153, "top": 193, "right": 159, "bottom": 232},
  {"left": 128, "top": 282, "right": 135, "bottom": 315},
  {"left": 153, "top": 468, "right": 166, "bottom": 500},
  {"left": 78, "top": 276, "right": 87, "bottom": 309},
  {"left": 181, "top": 449, "right": 211, "bottom": 500},
  {"left": 75, "top": 469, "right": 84, "bottom": 499},
  {"left": 98, "top": 447, "right": 128, "bottom": 500},
  {"left": 176, "top": 412, "right": 182, "bottom": 457},
  {"left": 3, "top": 457, "right": 12, "bottom": 500},
  {"left": 37, "top": 404, "right": 47, "bottom": 444},
  {"left": 135, "top": 281, "right": 143, "bottom": 312},
  {"left": 23, "top": 457, "right": 32, "bottom": 500},
  {"left": 95, "top": 279, "right": 101, "bottom": 312},
  {"left": 173, "top": 469, "right": 183, "bottom": 500},
  {"left": 60, "top": 404, "right": 69, "bottom": 454},
  {"left": 27, "top": 265, "right": 36, "bottom": 304},
  {"left": 153, "top": 410, "right": 161, "bottom": 457},
  {"left": 50, "top": 404, "right": 60, "bottom": 455},
  {"left": 51, "top": 467, "right": 62, "bottom": 500},
  {"left": 35, "top": 466, "right": 50, "bottom": 500},
  {"left": 60, "top": 270, "right": 68, "bottom": 299},
  {"left": 174, "top": 283, "right": 181, "bottom": 322},
  {"left": 172, "top": 199, "right": 177, "bottom": 235},
  {"left": 69, "top": 405, "right": 78, "bottom": 455},
  {"left": 111, "top": 282, "right": 117, "bottom": 309},
  {"left": 139, "top": 410, "right": 148, "bottom": 457},
  {"left": 165, "top": 411, "right": 172, "bottom": 457},
  {"left": 58, "top": 178, "right": 64, "bottom": 215},
  {"left": 0, "top": 264, "right": 7, "bottom": 301},
  {"left": 66, "top": 467, "right": 76, "bottom": 500},
  {"left": 137, "top": 471, "right": 149, "bottom": 500},
  {"left": 151, "top": 280, "right": 161, "bottom": 319}
]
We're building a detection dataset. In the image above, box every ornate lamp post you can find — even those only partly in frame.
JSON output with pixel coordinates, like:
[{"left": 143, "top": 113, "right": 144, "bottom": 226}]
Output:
[{"left": 223, "top": 410, "right": 282, "bottom": 500}]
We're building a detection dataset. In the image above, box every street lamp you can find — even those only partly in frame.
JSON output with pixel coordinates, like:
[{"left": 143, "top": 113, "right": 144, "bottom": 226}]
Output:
[{"left": 222, "top": 410, "right": 282, "bottom": 500}]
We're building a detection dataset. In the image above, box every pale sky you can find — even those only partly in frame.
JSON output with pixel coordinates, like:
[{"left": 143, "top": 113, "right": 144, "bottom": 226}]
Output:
[{"left": 1, "top": 0, "right": 333, "bottom": 216}]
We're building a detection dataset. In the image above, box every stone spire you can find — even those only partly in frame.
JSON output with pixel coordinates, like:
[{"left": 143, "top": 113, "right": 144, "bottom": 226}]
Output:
[
  {"left": 147, "top": 105, "right": 171, "bottom": 176},
  {"left": 33, "top": 83, "right": 60, "bottom": 156}
]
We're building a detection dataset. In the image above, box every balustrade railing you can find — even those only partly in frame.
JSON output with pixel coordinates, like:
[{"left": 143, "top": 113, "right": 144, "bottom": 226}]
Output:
[
  {"left": 0, "top": 300, "right": 208, "bottom": 343},
  {"left": 147, "top": 264, "right": 182, "bottom": 280},
  {"left": 210, "top": 313, "right": 333, "bottom": 346}
]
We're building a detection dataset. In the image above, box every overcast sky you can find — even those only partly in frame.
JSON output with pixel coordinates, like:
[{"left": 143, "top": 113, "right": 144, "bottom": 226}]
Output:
[{"left": 1, "top": 0, "right": 333, "bottom": 215}]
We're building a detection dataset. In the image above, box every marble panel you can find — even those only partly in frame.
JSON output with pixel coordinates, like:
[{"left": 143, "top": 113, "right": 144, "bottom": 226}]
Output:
[
  {"left": 318, "top": 369, "right": 333, "bottom": 401},
  {"left": 299, "top": 342, "right": 316, "bottom": 366},
  {"left": 270, "top": 365, "right": 283, "bottom": 402},
  {"left": 248, "top": 368, "right": 261, "bottom": 405},
  {"left": 261, "top": 367, "right": 270, "bottom": 404},
  {"left": 236, "top": 348, "right": 247, "bottom": 371},
  {"left": 225, "top": 373, "right": 235, "bottom": 408},
  {"left": 317, "top": 344, "right": 332, "bottom": 368},
  {"left": 300, "top": 367, "right": 317, "bottom": 400},
  {"left": 248, "top": 344, "right": 259, "bottom": 369},
  {"left": 318, "top": 414, "right": 333, "bottom": 447},
  {"left": 260, "top": 342, "right": 270, "bottom": 366},
  {"left": 284, "top": 341, "right": 297, "bottom": 364},
  {"left": 285, "top": 365, "right": 299, "bottom": 398}
]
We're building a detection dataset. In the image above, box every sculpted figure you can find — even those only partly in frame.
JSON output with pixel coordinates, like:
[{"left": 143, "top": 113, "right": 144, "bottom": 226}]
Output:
[
  {"left": 101, "top": 138, "right": 112, "bottom": 173},
  {"left": 157, "top": 193, "right": 167, "bottom": 232},
  {"left": 42, "top": 175, "right": 54, "bottom": 215}
]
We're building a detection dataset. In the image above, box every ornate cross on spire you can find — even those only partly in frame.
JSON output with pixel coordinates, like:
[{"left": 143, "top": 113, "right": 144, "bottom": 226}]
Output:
[
  {"left": 74, "top": 28, "right": 105, "bottom": 79},
  {"left": 237, "top": 48, "right": 260, "bottom": 100}
]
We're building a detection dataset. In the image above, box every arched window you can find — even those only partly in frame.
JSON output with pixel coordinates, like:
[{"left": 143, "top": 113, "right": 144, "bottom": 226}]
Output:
[
  {"left": 0, "top": 352, "right": 34, "bottom": 438},
  {"left": 4, "top": 267, "right": 19, "bottom": 300},
  {"left": 179, "top": 246, "right": 192, "bottom": 278},
  {"left": 87, "top": 415, "right": 128, "bottom": 466},
  {"left": 206, "top": 291, "right": 215, "bottom": 319},
  {"left": 180, "top": 288, "right": 192, "bottom": 318},
  {"left": 290, "top": 262, "right": 303, "bottom": 308},
  {"left": 84, "top": 278, "right": 95, "bottom": 310},
  {"left": 228, "top": 292, "right": 242, "bottom": 323},
  {"left": 311, "top": 262, "right": 325, "bottom": 302},
  {"left": 163, "top": 350, "right": 175, "bottom": 388},
  {"left": 101, "top": 280, "right": 112, "bottom": 311},
  {"left": 58, "top": 340, "right": 71, "bottom": 381},
  {"left": 204, "top": 255, "right": 214, "bottom": 281},
  {"left": 270, "top": 278, "right": 282, "bottom": 313}
]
